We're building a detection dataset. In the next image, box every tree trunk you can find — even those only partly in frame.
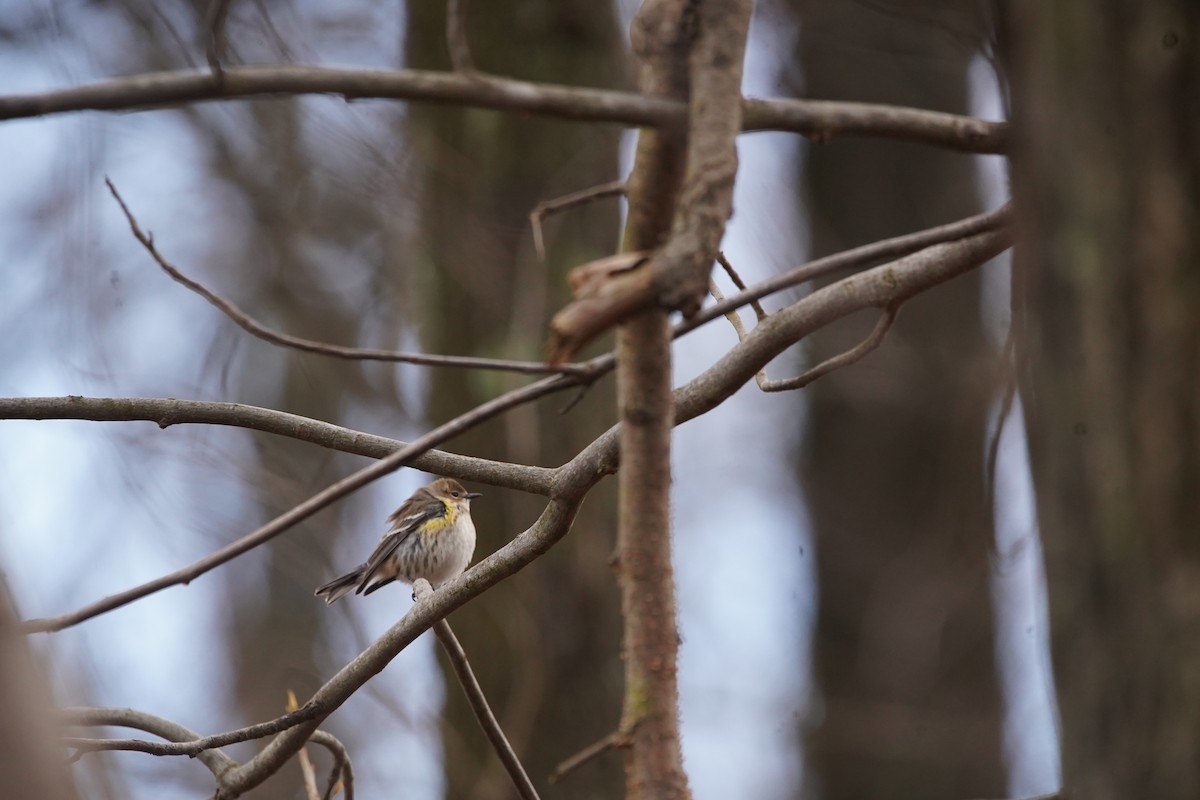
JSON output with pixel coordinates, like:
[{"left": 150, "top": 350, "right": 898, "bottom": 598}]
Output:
[
  {"left": 1006, "top": 2, "right": 1200, "bottom": 798},
  {"left": 403, "top": 4, "right": 627, "bottom": 797},
  {"left": 786, "top": 2, "right": 1007, "bottom": 797}
]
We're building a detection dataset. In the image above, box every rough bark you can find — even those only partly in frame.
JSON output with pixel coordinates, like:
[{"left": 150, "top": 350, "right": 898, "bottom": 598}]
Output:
[{"left": 1006, "top": 1, "right": 1200, "bottom": 798}]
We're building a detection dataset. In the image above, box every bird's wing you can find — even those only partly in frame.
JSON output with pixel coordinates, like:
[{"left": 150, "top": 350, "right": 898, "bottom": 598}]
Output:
[{"left": 355, "top": 498, "right": 447, "bottom": 592}]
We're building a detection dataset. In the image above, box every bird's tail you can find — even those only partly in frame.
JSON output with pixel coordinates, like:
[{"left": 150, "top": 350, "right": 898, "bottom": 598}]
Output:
[{"left": 314, "top": 566, "right": 364, "bottom": 605}]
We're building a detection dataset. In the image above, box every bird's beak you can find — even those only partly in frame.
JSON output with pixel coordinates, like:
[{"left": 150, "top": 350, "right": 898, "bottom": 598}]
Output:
[{"left": 466, "top": 492, "right": 482, "bottom": 500}]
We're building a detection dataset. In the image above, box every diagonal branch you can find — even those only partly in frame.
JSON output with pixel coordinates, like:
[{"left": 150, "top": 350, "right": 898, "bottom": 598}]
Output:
[
  {"left": 69, "top": 223, "right": 1010, "bottom": 799},
  {"left": 21, "top": 371, "right": 579, "bottom": 634},
  {"left": 681, "top": 203, "right": 1011, "bottom": 336},
  {"left": 105, "top": 178, "right": 583, "bottom": 377},
  {"left": 13, "top": 212, "right": 1010, "bottom": 634},
  {"left": 0, "top": 66, "right": 1010, "bottom": 154},
  {"left": 414, "top": 579, "right": 540, "bottom": 800},
  {"left": 712, "top": 254, "right": 901, "bottom": 392}
]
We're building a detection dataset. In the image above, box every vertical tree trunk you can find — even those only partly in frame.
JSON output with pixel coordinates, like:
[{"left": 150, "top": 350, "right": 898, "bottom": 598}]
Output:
[
  {"left": 403, "top": 4, "right": 627, "bottom": 797},
  {"left": 786, "top": 2, "right": 1007, "bottom": 797},
  {"left": 0, "top": 579, "right": 78, "bottom": 800},
  {"left": 1007, "top": 2, "right": 1200, "bottom": 798}
]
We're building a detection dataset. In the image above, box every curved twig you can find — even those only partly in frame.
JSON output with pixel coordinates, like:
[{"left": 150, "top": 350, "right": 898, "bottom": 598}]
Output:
[
  {"left": 62, "top": 707, "right": 237, "bottom": 779},
  {"left": 105, "top": 178, "right": 584, "bottom": 378},
  {"left": 308, "top": 730, "right": 354, "bottom": 800},
  {"left": 759, "top": 304, "right": 899, "bottom": 392}
]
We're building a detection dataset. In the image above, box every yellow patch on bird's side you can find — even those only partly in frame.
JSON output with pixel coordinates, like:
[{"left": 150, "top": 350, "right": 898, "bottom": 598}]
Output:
[{"left": 421, "top": 502, "right": 457, "bottom": 533}]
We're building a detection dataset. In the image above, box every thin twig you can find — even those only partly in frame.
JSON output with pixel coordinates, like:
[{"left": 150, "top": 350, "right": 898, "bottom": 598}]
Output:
[
  {"left": 211, "top": 227, "right": 1018, "bottom": 799},
  {"left": 288, "top": 691, "right": 322, "bottom": 800},
  {"left": 414, "top": 580, "right": 541, "bottom": 800},
  {"left": 297, "top": 741, "right": 321, "bottom": 800},
  {"left": 61, "top": 707, "right": 236, "bottom": 779},
  {"left": 681, "top": 204, "right": 1012, "bottom": 337},
  {"left": 204, "top": 0, "right": 233, "bottom": 77},
  {"left": 549, "top": 730, "right": 625, "bottom": 784},
  {"left": 61, "top": 705, "right": 321, "bottom": 759},
  {"left": 710, "top": 253, "right": 770, "bottom": 388},
  {"left": 715, "top": 251, "right": 767, "bottom": 321},
  {"left": 0, "top": 65, "right": 1011, "bottom": 154},
  {"left": 530, "top": 180, "right": 627, "bottom": 261},
  {"left": 446, "top": 0, "right": 475, "bottom": 72},
  {"left": 308, "top": 731, "right": 354, "bottom": 800},
  {"left": 761, "top": 304, "right": 899, "bottom": 392},
  {"left": 14, "top": 214, "right": 1008, "bottom": 638},
  {"left": 104, "top": 178, "right": 584, "bottom": 377}
]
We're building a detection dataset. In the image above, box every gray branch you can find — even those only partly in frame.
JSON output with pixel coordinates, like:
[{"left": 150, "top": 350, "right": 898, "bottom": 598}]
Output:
[{"left": 0, "top": 65, "right": 1009, "bottom": 154}]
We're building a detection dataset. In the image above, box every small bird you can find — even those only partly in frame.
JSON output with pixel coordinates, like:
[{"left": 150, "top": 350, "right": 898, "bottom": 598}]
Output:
[{"left": 315, "top": 477, "right": 480, "bottom": 605}]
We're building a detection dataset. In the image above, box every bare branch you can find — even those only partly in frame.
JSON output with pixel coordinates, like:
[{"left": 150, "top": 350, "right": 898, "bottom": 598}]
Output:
[
  {"left": 711, "top": 253, "right": 770, "bottom": 387},
  {"left": 714, "top": 251, "right": 768, "bottom": 322},
  {"left": 673, "top": 227, "right": 1014, "bottom": 426},
  {"left": 414, "top": 579, "right": 540, "bottom": 800},
  {"left": 761, "top": 305, "right": 898, "bottom": 392},
  {"left": 530, "top": 180, "right": 627, "bottom": 262},
  {"left": 105, "top": 178, "right": 582, "bottom": 377},
  {"left": 296, "top": 736, "right": 321, "bottom": 800},
  {"left": 14, "top": 213, "right": 1010, "bottom": 635},
  {"left": 0, "top": 66, "right": 1009, "bottom": 154},
  {"left": 741, "top": 96, "right": 1008, "bottom": 152},
  {"left": 21, "top": 371, "right": 579, "bottom": 634},
  {"left": 549, "top": 730, "right": 626, "bottom": 784},
  {"left": 62, "top": 707, "right": 236, "bottom": 780},
  {"left": 195, "top": 225, "right": 1013, "bottom": 799},
  {"left": 62, "top": 706, "right": 354, "bottom": 800},
  {"left": 0, "top": 396, "right": 554, "bottom": 494},
  {"left": 716, "top": 243, "right": 905, "bottom": 393},
  {"left": 681, "top": 204, "right": 1012, "bottom": 337},
  {"left": 308, "top": 731, "right": 353, "bottom": 800},
  {"left": 61, "top": 704, "right": 319, "bottom": 759}
]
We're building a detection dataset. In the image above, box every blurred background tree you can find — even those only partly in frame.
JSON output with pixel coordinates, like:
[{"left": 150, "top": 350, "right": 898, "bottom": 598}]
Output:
[
  {"left": 2, "top": 1, "right": 1196, "bottom": 799},
  {"left": 777, "top": 2, "right": 1005, "bottom": 797},
  {"left": 403, "top": 3, "right": 627, "bottom": 798},
  {"left": 1006, "top": 1, "right": 1200, "bottom": 799}
]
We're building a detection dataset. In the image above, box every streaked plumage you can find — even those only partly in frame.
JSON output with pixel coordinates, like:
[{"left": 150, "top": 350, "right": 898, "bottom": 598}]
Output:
[{"left": 315, "top": 477, "right": 480, "bottom": 605}]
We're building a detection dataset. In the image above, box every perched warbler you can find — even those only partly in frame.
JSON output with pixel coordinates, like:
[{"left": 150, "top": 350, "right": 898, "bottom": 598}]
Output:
[{"left": 315, "top": 477, "right": 480, "bottom": 604}]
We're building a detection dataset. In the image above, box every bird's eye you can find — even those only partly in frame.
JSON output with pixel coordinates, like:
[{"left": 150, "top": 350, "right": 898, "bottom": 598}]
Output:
[{"left": 451, "top": 491, "right": 461, "bottom": 498}]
